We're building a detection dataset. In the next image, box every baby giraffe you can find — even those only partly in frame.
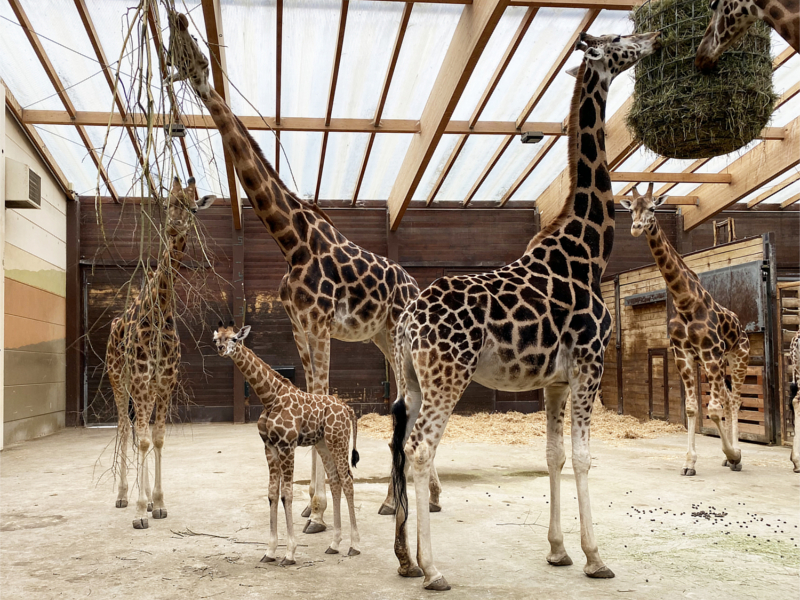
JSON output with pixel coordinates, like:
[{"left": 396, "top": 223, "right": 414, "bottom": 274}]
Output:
[{"left": 213, "top": 323, "right": 361, "bottom": 564}]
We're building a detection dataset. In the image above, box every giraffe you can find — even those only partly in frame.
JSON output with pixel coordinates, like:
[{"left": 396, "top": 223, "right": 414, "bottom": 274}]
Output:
[
  {"left": 620, "top": 184, "right": 749, "bottom": 476},
  {"left": 388, "top": 31, "right": 662, "bottom": 590},
  {"left": 788, "top": 330, "right": 800, "bottom": 472},
  {"left": 164, "top": 10, "right": 440, "bottom": 533},
  {"left": 213, "top": 323, "right": 361, "bottom": 563},
  {"left": 696, "top": 0, "right": 799, "bottom": 72},
  {"left": 106, "top": 177, "right": 216, "bottom": 529}
]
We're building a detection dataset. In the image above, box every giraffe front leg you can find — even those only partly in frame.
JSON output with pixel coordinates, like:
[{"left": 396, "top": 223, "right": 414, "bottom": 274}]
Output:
[
  {"left": 317, "top": 442, "right": 343, "bottom": 555},
  {"left": 278, "top": 447, "right": 298, "bottom": 565},
  {"left": 673, "top": 347, "right": 698, "bottom": 476},
  {"left": 114, "top": 390, "right": 131, "bottom": 509},
  {"left": 706, "top": 363, "right": 741, "bottom": 467},
  {"left": 151, "top": 393, "right": 170, "bottom": 519},
  {"left": 724, "top": 344, "right": 749, "bottom": 471},
  {"left": 132, "top": 415, "right": 153, "bottom": 529},
  {"left": 260, "top": 443, "right": 280, "bottom": 563},
  {"left": 792, "top": 389, "right": 800, "bottom": 473},
  {"left": 569, "top": 376, "right": 613, "bottom": 578},
  {"left": 544, "top": 384, "right": 572, "bottom": 567}
]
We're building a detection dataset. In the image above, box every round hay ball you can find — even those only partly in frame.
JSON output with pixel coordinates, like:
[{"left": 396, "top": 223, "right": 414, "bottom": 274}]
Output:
[{"left": 627, "top": 0, "right": 777, "bottom": 159}]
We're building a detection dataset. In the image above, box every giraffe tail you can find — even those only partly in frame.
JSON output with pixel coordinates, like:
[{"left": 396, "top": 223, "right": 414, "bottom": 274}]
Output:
[
  {"left": 724, "top": 376, "right": 732, "bottom": 392},
  {"left": 348, "top": 406, "right": 360, "bottom": 468},
  {"left": 128, "top": 395, "right": 137, "bottom": 442},
  {"left": 390, "top": 396, "right": 409, "bottom": 527},
  {"left": 791, "top": 383, "right": 798, "bottom": 414}
]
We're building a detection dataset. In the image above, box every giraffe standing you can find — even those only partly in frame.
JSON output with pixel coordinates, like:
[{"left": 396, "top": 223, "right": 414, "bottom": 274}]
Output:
[
  {"left": 213, "top": 323, "right": 361, "bottom": 563},
  {"left": 106, "top": 177, "right": 215, "bottom": 529},
  {"left": 788, "top": 330, "right": 800, "bottom": 472},
  {"left": 696, "top": 0, "right": 799, "bottom": 72},
  {"left": 621, "top": 184, "right": 749, "bottom": 476},
  {"left": 164, "top": 10, "right": 439, "bottom": 533},
  {"left": 389, "top": 32, "right": 662, "bottom": 590}
]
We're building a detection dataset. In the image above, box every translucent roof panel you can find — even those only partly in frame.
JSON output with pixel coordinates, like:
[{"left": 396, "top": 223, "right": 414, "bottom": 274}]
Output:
[
  {"left": 359, "top": 133, "right": 413, "bottom": 200},
  {"left": 436, "top": 134, "right": 509, "bottom": 201},
  {"left": 738, "top": 168, "right": 800, "bottom": 206},
  {"left": 475, "top": 136, "right": 549, "bottom": 201},
  {"left": 413, "top": 134, "right": 462, "bottom": 202},
  {"left": 380, "top": 4, "right": 462, "bottom": 120},
  {"left": 318, "top": 132, "right": 371, "bottom": 200},
  {"left": 510, "top": 137, "right": 569, "bottom": 202},
  {"left": 276, "top": 131, "right": 324, "bottom": 199},
  {"left": 331, "top": 1, "right": 405, "bottom": 120}
]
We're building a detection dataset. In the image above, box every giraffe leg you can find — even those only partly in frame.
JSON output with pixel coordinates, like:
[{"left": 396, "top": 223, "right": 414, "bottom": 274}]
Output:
[
  {"left": 428, "top": 462, "right": 442, "bottom": 513},
  {"left": 706, "top": 362, "right": 742, "bottom": 466},
  {"left": 724, "top": 339, "right": 749, "bottom": 470},
  {"left": 132, "top": 397, "right": 155, "bottom": 530},
  {"left": 792, "top": 387, "right": 800, "bottom": 473},
  {"left": 316, "top": 442, "right": 343, "bottom": 555},
  {"left": 569, "top": 375, "right": 613, "bottom": 578},
  {"left": 151, "top": 391, "right": 170, "bottom": 519},
  {"left": 260, "top": 443, "right": 280, "bottom": 563},
  {"left": 326, "top": 419, "right": 361, "bottom": 556},
  {"left": 278, "top": 447, "right": 298, "bottom": 565},
  {"left": 113, "top": 386, "right": 130, "bottom": 509},
  {"left": 673, "top": 347, "right": 698, "bottom": 476},
  {"left": 544, "top": 384, "right": 572, "bottom": 567}
]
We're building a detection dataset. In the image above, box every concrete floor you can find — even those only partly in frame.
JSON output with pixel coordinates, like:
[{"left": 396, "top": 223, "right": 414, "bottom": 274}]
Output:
[{"left": 1, "top": 424, "right": 798, "bottom": 600}]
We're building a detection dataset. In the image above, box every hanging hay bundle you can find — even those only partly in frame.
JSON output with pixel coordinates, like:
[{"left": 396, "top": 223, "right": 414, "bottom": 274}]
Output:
[{"left": 627, "top": 0, "right": 777, "bottom": 159}]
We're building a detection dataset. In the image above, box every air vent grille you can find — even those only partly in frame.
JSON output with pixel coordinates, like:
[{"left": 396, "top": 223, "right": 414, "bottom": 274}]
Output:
[{"left": 28, "top": 168, "right": 42, "bottom": 207}]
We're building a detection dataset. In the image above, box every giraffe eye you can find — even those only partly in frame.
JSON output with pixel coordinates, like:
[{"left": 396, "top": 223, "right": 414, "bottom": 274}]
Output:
[
  {"left": 613, "top": 36, "right": 621, "bottom": 43},
  {"left": 710, "top": 0, "right": 719, "bottom": 10}
]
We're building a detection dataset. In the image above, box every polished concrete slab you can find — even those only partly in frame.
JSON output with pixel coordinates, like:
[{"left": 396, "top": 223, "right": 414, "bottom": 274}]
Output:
[{"left": 1, "top": 423, "right": 797, "bottom": 599}]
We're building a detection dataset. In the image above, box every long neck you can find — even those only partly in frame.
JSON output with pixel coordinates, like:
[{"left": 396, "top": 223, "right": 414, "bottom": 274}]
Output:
[
  {"left": 202, "top": 90, "right": 336, "bottom": 264},
  {"left": 755, "top": 0, "right": 800, "bottom": 50},
  {"left": 228, "top": 344, "right": 290, "bottom": 409},
  {"left": 146, "top": 234, "right": 185, "bottom": 316},
  {"left": 527, "top": 60, "right": 615, "bottom": 282},
  {"left": 644, "top": 219, "right": 698, "bottom": 312}
]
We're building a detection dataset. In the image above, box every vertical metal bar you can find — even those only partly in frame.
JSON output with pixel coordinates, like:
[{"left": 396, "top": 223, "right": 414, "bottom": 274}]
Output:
[{"left": 232, "top": 220, "right": 246, "bottom": 423}]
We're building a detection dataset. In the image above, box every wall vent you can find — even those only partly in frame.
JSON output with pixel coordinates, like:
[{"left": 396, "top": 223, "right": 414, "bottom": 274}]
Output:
[{"left": 5, "top": 157, "right": 42, "bottom": 209}]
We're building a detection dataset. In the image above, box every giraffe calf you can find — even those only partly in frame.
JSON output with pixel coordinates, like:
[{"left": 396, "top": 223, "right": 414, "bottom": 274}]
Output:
[{"left": 213, "top": 323, "right": 361, "bottom": 564}]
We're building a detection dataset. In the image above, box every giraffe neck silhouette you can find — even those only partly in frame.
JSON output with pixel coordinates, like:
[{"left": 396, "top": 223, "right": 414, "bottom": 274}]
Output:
[
  {"left": 229, "top": 343, "right": 292, "bottom": 410},
  {"left": 644, "top": 219, "right": 698, "bottom": 312},
  {"left": 147, "top": 234, "right": 186, "bottom": 319},
  {"left": 202, "top": 90, "right": 338, "bottom": 264},
  {"left": 755, "top": 0, "right": 800, "bottom": 48},
  {"left": 527, "top": 59, "right": 615, "bottom": 282}
]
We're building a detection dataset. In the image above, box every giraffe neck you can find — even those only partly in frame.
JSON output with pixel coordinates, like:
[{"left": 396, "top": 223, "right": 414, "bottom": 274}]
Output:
[
  {"left": 228, "top": 344, "right": 291, "bottom": 410},
  {"left": 147, "top": 234, "right": 186, "bottom": 317},
  {"left": 754, "top": 0, "right": 800, "bottom": 49},
  {"left": 202, "top": 90, "right": 338, "bottom": 264},
  {"left": 643, "top": 219, "right": 698, "bottom": 311}
]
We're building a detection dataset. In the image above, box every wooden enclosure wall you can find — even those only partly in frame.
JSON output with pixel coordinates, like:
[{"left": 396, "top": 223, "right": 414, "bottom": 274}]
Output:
[{"left": 778, "top": 282, "right": 799, "bottom": 447}]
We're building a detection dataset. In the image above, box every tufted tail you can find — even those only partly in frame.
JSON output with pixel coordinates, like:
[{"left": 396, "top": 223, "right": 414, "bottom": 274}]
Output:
[
  {"left": 791, "top": 383, "right": 798, "bottom": 416},
  {"left": 348, "top": 405, "right": 360, "bottom": 467},
  {"left": 391, "top": 397, "right": 409, "bottom": 526}
]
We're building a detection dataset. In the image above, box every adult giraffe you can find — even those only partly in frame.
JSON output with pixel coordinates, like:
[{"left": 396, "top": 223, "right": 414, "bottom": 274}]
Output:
[
  {"left": 696, "top": 0, "right": 799, "bottom": 72},
  {"left": 389, "top": 31, "right": 661, "bottom": 590},
  {"left": 164, "top": 10, "right": 439, "bottom": 533},
  {"left": 107, "top": 177, "right": 215, "bottom": 529}
]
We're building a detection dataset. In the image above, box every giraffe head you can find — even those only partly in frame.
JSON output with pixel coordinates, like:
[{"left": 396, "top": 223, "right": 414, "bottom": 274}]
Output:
[
  {"left": 619, "top": 183, "right": 668, "bottom": 237},
  {"left": 570, "top": 30, "right": 662, "bottom": 80},
  {"left": 166, "top": 10, "right": 211, "bottom": 99},
  {"left": 213, "top": 321, "right": 251, "bottom": 357},
  {"left": 166, "top": 177, "right": 215, "bottom": 238},
  {"left": 696, "top": 1, "right": 760, "bottom": 73}
]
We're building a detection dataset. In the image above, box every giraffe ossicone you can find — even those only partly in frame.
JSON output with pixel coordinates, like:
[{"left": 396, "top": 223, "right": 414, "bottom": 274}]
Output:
[
  {"left": 213, "top": 324, "right": 361, "bottom": 563},
  {"left": 107, "top": 177, "right": 215, "bottom": 530}
]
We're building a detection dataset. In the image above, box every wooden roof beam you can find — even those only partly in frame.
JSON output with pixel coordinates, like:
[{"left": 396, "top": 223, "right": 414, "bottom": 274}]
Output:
[
  {"left": 387, "top": 0, "right": 510, "bottom": 229},
  {"left": 612, "top": 172, "right": 732, "bottom": 184},
  {"left": 425, "top": 134, "right": 468, "bottom": 206},
  {"left": 682, "top": 116, "right": 800, "bottom": 230},
  {"left": 499, "top": 134, "right": 557, "bottom": 206},
  {"left": 618, "top": 156, "right": 669, "bottom": 196},
  {"left": 463, "top": 134, "right": 514, "bottom": 206},
  {"left": 779, "top": 192, "right": 800, "bottom": 209},
  {"left": 365, "top": 1, "right": 640, "bottom": 8},
  {"left": 353, "top": 1, "right": 412, "bottom": 206},
  {"left": 9, "top": 0, "right": 118, "bottom": 202},
  {"left": 748, "top": 172, "right": 800, "bottom": 208}
]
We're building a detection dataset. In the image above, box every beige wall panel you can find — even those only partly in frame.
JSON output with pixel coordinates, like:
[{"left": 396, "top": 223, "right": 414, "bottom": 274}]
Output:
[
  {"left": 5, "top": 350, "right": 66, "bottom": 386},
  {"left": 5, "top": 212, "right": 66, "bottom": 270},
  {"left": 5, "top": 314, "right": 65, "bottom": 353},
  {"left": 5, "top": 278, "right": 66, "bottom": 325},
  {"left": 4, "top": 411, "right": 65, "bottom": 446},
  {"left": 4, "top": 382, "right": 66, "bottom": 421},
  {"left": 4, "top": 244, "right": 66, "bottom": 297}
]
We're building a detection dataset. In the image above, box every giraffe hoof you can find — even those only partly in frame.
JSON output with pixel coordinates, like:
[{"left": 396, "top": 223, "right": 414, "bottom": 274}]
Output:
[
  {"left": 301, "top": 505, "right": 312, "bottom": 518},
  {"left": 398, "top": 565, "right": 424, "bottom": 578},
  {"left": 152, "top": 508, "right": 168, "bottom": 519},
  {"left": 586, "top": 566, "right": 615, "bottom": 579},
  {"left": 794, "top": 467, "right": 800, "bottom": 474},
  {"left": 729, "top": 461, "right": 742, "bottom": 472},
  {"left": 325, "top": 547, "right": 339, "bottom": 555},
  {"left": 115, "top": 499, "right": 128, "bottom": 509},
  {"left": 132, "top": 518, "right": 148, "bottom": 530},
  {"left": 424, "top": 576, "right": 451, "bottom": 591},
  {"left": 722, "top": 459, "right": 730, "bottom": 467},
  {"left": 303, "top": 521, "right": 327, "bottom": 534},
  {"left": 259, "top": 555, "right": 276, "bottom": 563},
  {"left": 347, "top": 548, "right": 360, "bottom": 557},
  {"left": 547, "top": 554, "right": 573, "bottom": 567},
  {"left": 429, "top": 502, "right": 442, "bottom": 513},
  {"left": 147, "top": 502, "right": 153, "bottom": 512},
  {"left": 378, "top": 503, "right": 396, "bottom": 516},
  {"left": 681, "top": 468, "right": 696, "bottom": 476},
  {"left": 279, "top": 557, "right": 295, "bottom": 566}
]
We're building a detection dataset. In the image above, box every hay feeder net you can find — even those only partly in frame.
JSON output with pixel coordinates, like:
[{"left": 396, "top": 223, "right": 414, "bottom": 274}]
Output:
[{"left": 628, "top": 0, "right": 777, "bottom": 160}]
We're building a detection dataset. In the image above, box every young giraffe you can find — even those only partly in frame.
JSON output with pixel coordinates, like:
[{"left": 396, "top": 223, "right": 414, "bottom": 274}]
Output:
[
  {"left": 789, "top": 330, "right": 800, "bottom": 472},
  {"left": 389, "top": 31, "right": 661, "bottom": 590},
  {"left": 164, "top": 10, "right": 441, "bottom": 532},
  {"left": 696, "top": 0, "right": 799, "bottom": 72},
  {"left": 106, "top": 177, "right": 215, "bottom": 529},
  {"left": 621, "top": 184, "right": 749, "bottom": 476},
  {"left": 213, "top": 323, "right": 361, "bottom": 563}
]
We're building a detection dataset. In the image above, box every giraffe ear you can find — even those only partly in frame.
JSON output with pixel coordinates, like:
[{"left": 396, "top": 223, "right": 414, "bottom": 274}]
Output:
[
  {"left": 619, "top": 198, "right": 633, "bottom": 211},
  {"left": 653, "top": 194, "right": 669, "bottom": 207},
  {"left": 585, "top": 47, "right": 605, "bottom": 61},
  {"left": 565, "top": 66, "right": 580, "bottom": 78},
  {"left": 195, "top": 194, "right": 216, "bottom": 211},
  {"left": 171, "top": 176, "right": 182, "bottom": 194},
  {"left": 235, "top": 325, "right": 251, "bottom": 341}
]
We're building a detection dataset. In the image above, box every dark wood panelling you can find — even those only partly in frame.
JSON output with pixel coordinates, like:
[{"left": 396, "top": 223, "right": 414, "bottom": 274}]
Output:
[{"left": 605, "top": 209, "right": 678, "bottom": 279}]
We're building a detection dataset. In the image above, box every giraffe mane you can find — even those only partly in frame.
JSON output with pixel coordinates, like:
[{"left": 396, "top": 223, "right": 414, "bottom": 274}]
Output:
[
  {"left": 525, "top": 59, "right": 587, "bottom": 251},
  {"left": 238, "top": 124, "right": 336, "bottom": 228}
]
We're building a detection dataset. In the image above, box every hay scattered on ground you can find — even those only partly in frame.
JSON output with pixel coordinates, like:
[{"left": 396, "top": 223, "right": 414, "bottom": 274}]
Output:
[{"left": 358, "top": 400, "right": 685, "bottom": 445}]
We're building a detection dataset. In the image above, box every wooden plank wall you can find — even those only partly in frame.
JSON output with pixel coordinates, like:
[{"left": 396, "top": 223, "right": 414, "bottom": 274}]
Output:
[
  {"left": 778, "top": 282, "right": 799, "bottom": 447},
  {"left": 3, "top": 111, "right": 68, "bottom": 445}
]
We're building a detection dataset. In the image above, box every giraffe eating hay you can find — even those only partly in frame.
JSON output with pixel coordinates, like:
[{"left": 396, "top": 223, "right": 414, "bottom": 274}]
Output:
[
  {"left": 106, "top": 177, "right": 215, "bottom": 529},
  {"left": 164, "top": 10, "right": 440, "bottom": 532},
  {"left": 621, "top": 184, "right": 749, "bottom": 476},
  {"left": 213, "top": 323, "right": 361, "bottom": 563},
  {"left": 695, "top": 0, "right": 799, "bottom": 72},
  {"left": 788, "top": 330, "right": 800, "bottom": 472},
  {"left": 389, "top": 31, "right": 661, "bottom": 590}
]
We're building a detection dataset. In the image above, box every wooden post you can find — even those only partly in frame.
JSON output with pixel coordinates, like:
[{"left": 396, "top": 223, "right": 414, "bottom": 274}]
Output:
[
  {"left": 66, "top": 198, "right": 82, "bottom": 427},
  {"left": 614, "top": 275, "right": 623, "bottom": 415},
  {"left": 232, "top": 218, "right": 246, "bottom": 423}
]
